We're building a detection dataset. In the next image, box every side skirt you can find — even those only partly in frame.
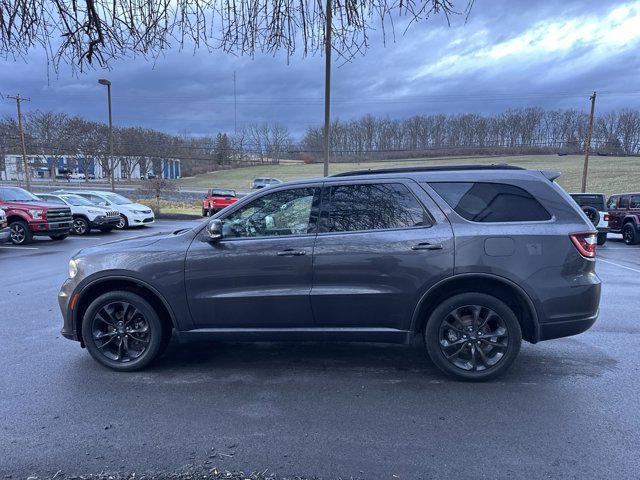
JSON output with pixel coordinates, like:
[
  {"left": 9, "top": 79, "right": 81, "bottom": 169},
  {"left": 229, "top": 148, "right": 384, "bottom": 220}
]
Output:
[{"left": 176, "top": 327, "right": 412, "bottom": 344}]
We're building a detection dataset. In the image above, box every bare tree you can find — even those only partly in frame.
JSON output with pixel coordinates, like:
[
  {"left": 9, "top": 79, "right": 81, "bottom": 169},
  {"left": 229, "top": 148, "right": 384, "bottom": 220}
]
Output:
[
  {"left": 137, "top": 177, "right": 178, "bottom": 215},
  {"left": 0, "top": 1, "right": 464, "bottom": 71}
]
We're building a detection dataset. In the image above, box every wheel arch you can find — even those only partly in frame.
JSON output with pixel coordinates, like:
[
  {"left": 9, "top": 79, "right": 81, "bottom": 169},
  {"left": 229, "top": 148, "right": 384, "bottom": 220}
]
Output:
[
  {"left": 411, "top": 274, "right": 540, "bottom": 343},
  {"left": 622, "top": 215, "right": 639, "bottom": 226},
  {"left": 74, "top": 276, "right": 177, "bottom": 343},
  {"left": 7, "top": 213, "right": 30, "bottom": 224}
]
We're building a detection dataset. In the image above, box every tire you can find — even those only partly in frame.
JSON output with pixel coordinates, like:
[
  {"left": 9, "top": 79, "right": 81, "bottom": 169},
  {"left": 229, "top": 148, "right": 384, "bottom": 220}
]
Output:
[
  {"left": 623, "top": 223, "right": 638, "bottom": 245},
  {"left": 424, "top": 293, "right": 522, "bottom": 381},
  {"left": 116, "top": 214, "right": 129, "bottom": 230},
  {"left": 49, "top": 234, "right": 68, "bottom": 241},
  {"left": 597, "top": 232, "right": 607, "bottom": 246},
  {"left": 81, "top": 291, "right": 165, "bottom": 371},
  {"left": 208, "top": 208, "right": 216, "bottom": 216},
  {"left": 581, "top": 206, "right": 599, "bottom": 226},
  {"left": 72, "top": 217, "right": 90, "bottom": 235},
  {"left": 9, "top": 220, "right": 33, "bottom": 245},
  {"left": 202, "top": 207, "right": 208, "bottom": 217}
]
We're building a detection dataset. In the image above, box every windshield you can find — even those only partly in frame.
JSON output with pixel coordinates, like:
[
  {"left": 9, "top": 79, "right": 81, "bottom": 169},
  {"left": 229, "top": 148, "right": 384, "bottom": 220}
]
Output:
[
  {"left": 59, "top": 194, "right": 95, "bottom": 206},
  {"left": 0, "top": 187, "right": 41, "bottom": 202},
  {"left": 212, "top": 189, "right": 236, "bottom": 197},
  {"left": 102, "top": 193, "right": 133, "bottom": 205}
]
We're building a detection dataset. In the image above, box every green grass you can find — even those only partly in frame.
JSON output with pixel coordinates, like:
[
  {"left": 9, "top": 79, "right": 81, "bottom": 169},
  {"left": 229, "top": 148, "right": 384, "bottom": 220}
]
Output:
[{"left": 178, "top": 155, "right": 640, "bottom": 195}]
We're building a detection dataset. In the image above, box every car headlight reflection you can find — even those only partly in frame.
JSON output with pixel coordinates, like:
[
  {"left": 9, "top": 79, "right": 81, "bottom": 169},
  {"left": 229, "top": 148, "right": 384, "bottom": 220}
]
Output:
[{"left": 68, "top": 259, "right": 79, "bottom": 279}]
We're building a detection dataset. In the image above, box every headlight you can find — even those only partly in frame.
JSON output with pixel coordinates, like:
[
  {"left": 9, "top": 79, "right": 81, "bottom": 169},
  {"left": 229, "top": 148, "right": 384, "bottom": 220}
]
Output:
[
  {"left": 68, "top": 259, "right": 78, "bottom": 279},
  {"left": 29, "top": 209, "right": 44, "bottom": 220},
  {"left": 132, "top": 209, "right": 150, "bottom": 214}
]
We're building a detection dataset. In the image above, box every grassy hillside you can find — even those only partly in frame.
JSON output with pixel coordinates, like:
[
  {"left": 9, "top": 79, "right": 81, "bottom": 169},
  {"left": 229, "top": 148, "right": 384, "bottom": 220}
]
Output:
[{"left": 178, "top": 155, "right": 640, "bottom": 195}]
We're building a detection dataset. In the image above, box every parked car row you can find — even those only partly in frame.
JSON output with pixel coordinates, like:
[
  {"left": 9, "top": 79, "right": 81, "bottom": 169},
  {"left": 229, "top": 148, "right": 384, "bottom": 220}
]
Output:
[
  {"left": 0, "top": 185, "right": 155, "bottom": 245},
  {"left": 570, "top": 191, "right": 640, "bottom": 245}
]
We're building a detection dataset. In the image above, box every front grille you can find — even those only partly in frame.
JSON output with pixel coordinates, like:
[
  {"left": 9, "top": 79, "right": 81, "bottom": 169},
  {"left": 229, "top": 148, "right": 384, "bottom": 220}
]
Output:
[
  {"left": 46, "top": 208, "right": 72, "bottom": 222},
  {"left": 106, "top": 211, "right": 120, "bottom": 217},
  {"left": 142, "top": 217, "right": 154, "bottom": 223}
]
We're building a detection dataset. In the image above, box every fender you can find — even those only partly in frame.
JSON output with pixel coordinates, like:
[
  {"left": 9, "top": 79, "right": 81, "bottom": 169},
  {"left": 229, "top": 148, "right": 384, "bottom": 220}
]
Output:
[
  {"left": 409, "top": 272, "right": 541, "bottom": 342},
  {"left": 623, "top": 214, "right": 640, "bottom": 226},
  {"left": 70, "top": 272, "right": 181, "bottom": 336},
  {"left": 6, "top": 210, "right": 32, "bottom": 223}
]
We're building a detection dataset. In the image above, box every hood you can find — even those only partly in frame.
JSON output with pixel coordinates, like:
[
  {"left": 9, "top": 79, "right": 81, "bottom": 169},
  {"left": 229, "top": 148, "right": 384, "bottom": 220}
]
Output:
[
  {"left": 80, "top": 231, "right": 170, "bottom": 256},
  {"left": 1, "top": 200, "right": 70, "bottom": 210}
]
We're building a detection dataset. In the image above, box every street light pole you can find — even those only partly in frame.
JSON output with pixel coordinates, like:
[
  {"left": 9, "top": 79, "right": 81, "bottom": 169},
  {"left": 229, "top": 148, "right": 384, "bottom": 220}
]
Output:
[{"left": 98, "top": 79, "right": 115, "bottom": 192}]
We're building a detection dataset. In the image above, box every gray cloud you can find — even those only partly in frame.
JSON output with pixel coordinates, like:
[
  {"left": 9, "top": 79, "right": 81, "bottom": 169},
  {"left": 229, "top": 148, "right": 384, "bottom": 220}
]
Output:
[{"left": 1, "top": 0, "right": 638, "bottom": 139}]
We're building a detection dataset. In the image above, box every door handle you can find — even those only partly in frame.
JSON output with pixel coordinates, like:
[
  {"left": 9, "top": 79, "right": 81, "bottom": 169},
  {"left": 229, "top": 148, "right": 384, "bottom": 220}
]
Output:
[
  {"left": 276, "top": 249, "right": 307, "bottom": 256},
  {"left": 411, "top": 242, "right": 443, "bottom": 251}
]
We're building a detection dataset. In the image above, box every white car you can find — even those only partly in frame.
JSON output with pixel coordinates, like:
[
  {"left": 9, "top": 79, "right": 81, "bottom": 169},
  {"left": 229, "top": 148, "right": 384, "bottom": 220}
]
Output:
[
  {"left": 53, "top": 190, "right": 155, "bottom": 229},
  {"left": 0, "top": 208, "right": 9, "bottom": 243},
  {"left": 37, "top": 193, "right": 121, "bottom": 235}
]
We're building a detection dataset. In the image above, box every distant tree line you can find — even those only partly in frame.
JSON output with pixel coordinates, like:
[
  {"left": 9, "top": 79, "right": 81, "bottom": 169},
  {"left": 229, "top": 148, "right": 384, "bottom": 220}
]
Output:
[
  {"left": 0, "top": 111, "right": 293, "bottom": 177},
  {"left": 302, "top": 108, "right": 640, "bottom": 161}
]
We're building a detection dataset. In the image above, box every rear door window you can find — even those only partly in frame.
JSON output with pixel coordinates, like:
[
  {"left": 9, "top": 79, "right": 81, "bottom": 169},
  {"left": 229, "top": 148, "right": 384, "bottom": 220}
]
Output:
[
  {"left": 619, "top": 196, "right": 630, "bottom": 209},
  {"left": 325, "top": 183, "right": 431, "bottom": 233},
  {"left": 430, "top": 182, "right": 551, "bottom": 222}
]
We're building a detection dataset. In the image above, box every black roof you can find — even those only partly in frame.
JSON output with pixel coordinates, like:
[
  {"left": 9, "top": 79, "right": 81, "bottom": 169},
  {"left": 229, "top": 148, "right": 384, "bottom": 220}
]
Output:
[{"left": 330, "top": 164, "right": 525, "bottom": 178}]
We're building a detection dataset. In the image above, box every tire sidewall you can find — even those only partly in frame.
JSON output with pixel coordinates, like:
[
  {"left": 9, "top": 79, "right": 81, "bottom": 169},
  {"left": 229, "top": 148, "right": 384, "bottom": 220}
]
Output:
[
  {"left": 424, "top": 292, "right": 522, "bottom": 381},
  {"left": 9, "top": 220, "right": 32, "bottom": 245},
  {"left": 72, "top": 217, "right": 90, "bottom": 235},
  {"left": 623, "top": 224, "right": 637, "bottom": 245},
  {"left": 81, "top": 291, "right": 164, "bottom": 371},
  {"left": 116, "top": 215, "right": 128, "bottom": 230}
]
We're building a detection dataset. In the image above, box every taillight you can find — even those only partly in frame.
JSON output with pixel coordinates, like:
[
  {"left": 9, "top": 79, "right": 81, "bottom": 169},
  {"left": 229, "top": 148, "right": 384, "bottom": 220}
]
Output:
[
  {"left": 604, "top": 213, "right": 610, "bottom": 221},
  {"left": 570, "top": 232, "right": 597, "bottom": 258}
]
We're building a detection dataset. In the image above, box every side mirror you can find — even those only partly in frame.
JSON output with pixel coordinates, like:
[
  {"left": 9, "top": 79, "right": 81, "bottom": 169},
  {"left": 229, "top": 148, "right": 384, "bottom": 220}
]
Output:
[{"left": 206, "top": 218, "right": 223, "bottom": 242}]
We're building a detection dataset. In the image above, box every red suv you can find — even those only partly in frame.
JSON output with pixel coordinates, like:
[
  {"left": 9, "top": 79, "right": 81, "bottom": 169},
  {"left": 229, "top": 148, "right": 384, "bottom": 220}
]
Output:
[
  {"left": 202, "top": 188, "right": 238, "bottom": 216},
  {"left": 607, "top": 193, "right": 640, "bottom": 245},
  {"left": 0, "top": 185, "right": 73, "bottom": 245}
]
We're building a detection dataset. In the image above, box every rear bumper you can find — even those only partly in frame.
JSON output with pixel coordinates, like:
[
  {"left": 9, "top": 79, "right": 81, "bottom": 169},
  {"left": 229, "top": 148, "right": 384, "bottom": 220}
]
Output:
[{"left": 538, "top": 310, "right": 599, "bottom": 341}]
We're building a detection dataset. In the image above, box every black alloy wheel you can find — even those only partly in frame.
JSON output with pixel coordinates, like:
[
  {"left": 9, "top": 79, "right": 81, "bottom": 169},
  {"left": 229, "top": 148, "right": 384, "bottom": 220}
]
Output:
[
  {"left": 82, "top": 291, "right": 165, "bottom": 371},
  {"left": 425, "top": 293, "right": 522, "bottom": 381},
  {"left": 623, "top": 223, "right": 638, "bottom": 245}
]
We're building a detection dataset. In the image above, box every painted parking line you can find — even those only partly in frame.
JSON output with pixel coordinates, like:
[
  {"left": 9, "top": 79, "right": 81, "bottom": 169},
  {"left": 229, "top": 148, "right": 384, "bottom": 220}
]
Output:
[
  {"left": 69, "top": 237, "right": 103, "bottom": 240},
  {"left": 0, "top": 245, "right": 39, "bottom": 250},
  {"left": 598, "top": 258, "right": 640, "bottom": 274}
]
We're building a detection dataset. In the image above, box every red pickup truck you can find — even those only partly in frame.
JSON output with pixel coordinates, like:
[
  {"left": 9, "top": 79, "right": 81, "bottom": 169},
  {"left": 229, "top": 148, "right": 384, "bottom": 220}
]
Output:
[
  {"left": 202, "top": 188, "right": 238, "bottom": 216},
  {"left": 0, "top": 185, "right": 73, "bottom": 245}
]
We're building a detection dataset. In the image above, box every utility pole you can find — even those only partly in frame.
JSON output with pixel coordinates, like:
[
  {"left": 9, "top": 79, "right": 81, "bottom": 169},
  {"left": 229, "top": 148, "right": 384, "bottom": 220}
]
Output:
[
  {"left": 233, "top": 71, "right": 237, "bottom": 135},
  {"left": 323, "top": 0, "right": 332, "bottom": 177},
  {"left": 98, "top": 79, "right": 115, "bottom": 192},
  {"left": 8, "top": 94, "right": 31, "bottom": 190},
  {"left": 581, "top": 91, "right": 597, "bottom": 193}
]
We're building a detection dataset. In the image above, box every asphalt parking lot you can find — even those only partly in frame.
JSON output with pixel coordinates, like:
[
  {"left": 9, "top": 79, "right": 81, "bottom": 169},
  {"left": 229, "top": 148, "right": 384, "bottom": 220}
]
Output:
[{"left": 1, "top": 221, "right": 639, "bottom": 479}]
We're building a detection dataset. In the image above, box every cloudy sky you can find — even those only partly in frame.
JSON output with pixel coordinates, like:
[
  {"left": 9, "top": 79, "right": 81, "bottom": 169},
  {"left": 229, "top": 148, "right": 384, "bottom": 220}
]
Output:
[{"left": 1, "top": 0, "right": 639, "bottom": 139}]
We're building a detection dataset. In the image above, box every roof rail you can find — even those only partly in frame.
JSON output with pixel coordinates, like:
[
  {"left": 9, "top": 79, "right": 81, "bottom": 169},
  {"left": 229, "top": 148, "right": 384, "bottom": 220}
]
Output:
[{"left": 330, "top": 163, "right": 525, "bottom": 177}]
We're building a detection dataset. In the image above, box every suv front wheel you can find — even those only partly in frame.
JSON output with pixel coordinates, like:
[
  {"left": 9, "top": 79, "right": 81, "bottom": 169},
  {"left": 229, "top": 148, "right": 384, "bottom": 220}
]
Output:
[
  {"left": 82, "top": 291, "right": 166, "bottom": 371},
  {"left": 425, "top": 293, "right": 522, "bottom": 381}
]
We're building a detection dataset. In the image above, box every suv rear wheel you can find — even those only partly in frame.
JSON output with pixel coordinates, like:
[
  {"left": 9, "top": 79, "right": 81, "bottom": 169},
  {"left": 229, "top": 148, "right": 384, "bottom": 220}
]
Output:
[
  {"left": 82, "top": 291, "right": 165, "bottom": 371},
  {"left": 9, "top": 220, "right": 33, "bottom": 245},
  {"left": 425, "top": 293, "right": 522, "bottom": 381},
  {"left": 623, "top": 223, "right": 638, "bottom": 245}
]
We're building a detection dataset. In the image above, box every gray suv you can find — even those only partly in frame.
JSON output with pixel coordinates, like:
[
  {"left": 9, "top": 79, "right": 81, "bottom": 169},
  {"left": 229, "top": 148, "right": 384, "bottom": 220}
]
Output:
[{"left": 59, "top": 165, "right": 601, "bottom": 380}]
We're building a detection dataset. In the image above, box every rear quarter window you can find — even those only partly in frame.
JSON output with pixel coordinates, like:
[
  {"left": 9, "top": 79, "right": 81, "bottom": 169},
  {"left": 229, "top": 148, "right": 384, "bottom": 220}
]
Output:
[{"left": 430, "top": 182, "right": 551, "bottom": 223}]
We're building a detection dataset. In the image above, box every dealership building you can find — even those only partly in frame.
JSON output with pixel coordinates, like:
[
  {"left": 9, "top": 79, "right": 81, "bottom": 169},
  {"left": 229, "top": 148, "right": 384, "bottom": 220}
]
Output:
[{"left": 0, "top": 154, "right": 181, "bottom": 181}]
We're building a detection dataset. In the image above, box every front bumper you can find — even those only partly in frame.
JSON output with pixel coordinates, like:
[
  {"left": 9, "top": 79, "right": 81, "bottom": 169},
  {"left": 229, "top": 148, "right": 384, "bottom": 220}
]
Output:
[
  {"left": 58, "top": 277, "right": 78, "bottom": 341},
  {"left": 90, "top": 215, "right": 121, "bottom": 227},
  {"left": 128, "top": 213, "right": 155, "bottom": 226},
  {"left": 29, "top": 221, "right": 72, "bottom": 236},
  {"left": 0, "top": 226, "right": 10, "bottom": 243}
]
